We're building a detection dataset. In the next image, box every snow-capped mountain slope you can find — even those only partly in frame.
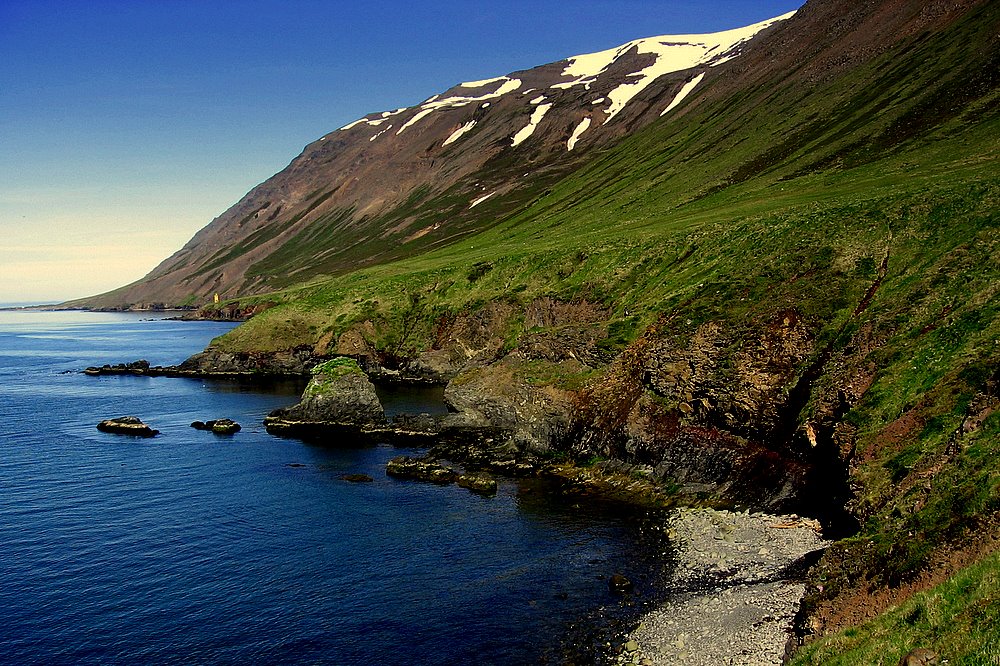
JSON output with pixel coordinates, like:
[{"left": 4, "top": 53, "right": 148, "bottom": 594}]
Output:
[
  {"left": 75, "top": 0, "right": 992, "bottom": 311},
  {"left": 337, "top": 11, "right": 794, "bottom": 150},
  {"left": 74, "top": 11, "right": 795, "bottom": 308}
]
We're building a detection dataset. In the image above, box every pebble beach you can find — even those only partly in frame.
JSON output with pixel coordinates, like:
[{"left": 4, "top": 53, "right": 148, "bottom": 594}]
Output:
[{"left": 617, "top": 508, "right": 830, "bottom": 666}]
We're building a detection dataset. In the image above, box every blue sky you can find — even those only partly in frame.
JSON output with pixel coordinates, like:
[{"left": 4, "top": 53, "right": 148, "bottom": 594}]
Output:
[{"left": 0, "top": 0, "right": 801, "bottom": 304}]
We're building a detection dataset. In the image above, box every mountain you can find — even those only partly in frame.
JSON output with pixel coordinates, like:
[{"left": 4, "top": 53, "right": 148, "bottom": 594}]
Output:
[
  {"left": 75, "top": 0, "right": 1000, "bottom": 662},
  {"left": 69, "top": 12, "right": 793, "bottom": 309}
]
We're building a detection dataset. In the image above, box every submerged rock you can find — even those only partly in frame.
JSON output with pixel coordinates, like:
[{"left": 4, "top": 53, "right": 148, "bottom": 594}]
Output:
[
  {"left": 341, "top": 473, "right": 375, "bottom": 483},
  {"left": 456, "top": 472, "right": 499, "bottom": 495},
  {"left": 608, "top": 573, "right": 634, "bottom": 595},
  {"left": 97, "top": 416, "right": 159, "bottom": 437}
]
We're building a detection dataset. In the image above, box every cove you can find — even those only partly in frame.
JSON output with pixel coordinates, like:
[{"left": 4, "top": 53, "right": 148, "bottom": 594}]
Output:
[{"left": 0, "top": 310, "right": 671, "bottom": 664}]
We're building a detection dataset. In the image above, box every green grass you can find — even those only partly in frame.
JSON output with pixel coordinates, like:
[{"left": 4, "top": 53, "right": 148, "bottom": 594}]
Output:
[
  {"left": 791, "top": 550, "right": 1000, "bottom": 665},
  {"left": 302, "top": 357, "right": 365, "bottom": 397},
  {"left": 310, "top": 357, "right": 363, "bottom": 377}
]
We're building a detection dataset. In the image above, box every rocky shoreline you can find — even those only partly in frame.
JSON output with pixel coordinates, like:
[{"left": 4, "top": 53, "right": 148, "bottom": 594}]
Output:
[
  {"left": 615, "top": 508, "right": 829, "bottom": 666},
  {"left": 83, "top": 359, "right": 302, "bottom": 379},
  {"left": 84, "top": 352, "right": 833, "bottom": 664}
]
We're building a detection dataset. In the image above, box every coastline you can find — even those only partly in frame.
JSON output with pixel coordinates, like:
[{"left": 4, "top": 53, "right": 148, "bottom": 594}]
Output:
[{"left": 77, "top": 345, "right": 831, "bottom": 665}]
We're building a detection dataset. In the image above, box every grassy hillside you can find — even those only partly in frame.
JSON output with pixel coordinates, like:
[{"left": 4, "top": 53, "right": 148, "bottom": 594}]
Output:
[{"left": 195, "top": 1, "right": 999, "bottom": 659}]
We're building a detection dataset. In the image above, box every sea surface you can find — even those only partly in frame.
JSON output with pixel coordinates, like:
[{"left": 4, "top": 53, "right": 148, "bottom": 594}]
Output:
[{"left": 0, "top": 310, "right": 670, "bottom": 665}]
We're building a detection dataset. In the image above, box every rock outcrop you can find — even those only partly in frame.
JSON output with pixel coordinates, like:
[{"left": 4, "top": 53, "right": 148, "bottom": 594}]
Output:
[
  {"left": 264, "top": 358, "right": 386, "bottom": 436},
  {"left": 386, "top": 455, "right": 499, "bottom": 495},
  {"left": 385, "top": 456, "right": 459, "bottom": 484},
  {"left": 85, "top": 360, "right": 151, "bottom": 376},
  {"left": 443, "top": 359, "right": 575, "bottom": 457},
  {"left": 179, "top": 345, "right": 320, "bottom": 376}
]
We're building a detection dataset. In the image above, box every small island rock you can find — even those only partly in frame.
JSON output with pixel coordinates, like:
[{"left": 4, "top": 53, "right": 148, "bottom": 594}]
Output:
[
  {"left": 191, "top": 419, "right": 241, "bottom": 434},
  {"left": 97, "top": 416, "right": 159, "bottom": 438},
  {"left": 264, "top": 358, "right": 386, "bottom": 435},
  {"left": 211, "top": 419, "right": 241, "bottom": 434}
]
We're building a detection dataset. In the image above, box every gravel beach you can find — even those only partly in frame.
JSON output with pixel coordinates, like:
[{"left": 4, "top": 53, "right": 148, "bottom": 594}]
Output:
[{"left": 617, "top": 508, "right": 830, "bottom": 666}]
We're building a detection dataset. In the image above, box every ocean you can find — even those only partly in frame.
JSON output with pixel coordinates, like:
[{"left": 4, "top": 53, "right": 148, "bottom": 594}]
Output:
[{"left": 0, "top": 310, "right": 670, "bottom": 665}]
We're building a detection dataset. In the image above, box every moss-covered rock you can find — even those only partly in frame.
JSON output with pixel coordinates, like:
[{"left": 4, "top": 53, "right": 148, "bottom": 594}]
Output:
[{"left": 264, "top": 357, "right": 385, "bottom": 435}]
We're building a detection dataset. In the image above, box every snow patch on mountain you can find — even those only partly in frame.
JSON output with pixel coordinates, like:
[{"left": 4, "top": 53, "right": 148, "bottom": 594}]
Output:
[
  {"left": 397, "top": 108, "right": 436, "bottom": 135},
  {"left": 661, "top": 72, "right": 706, "bottom": 116},
  {"left": 567, "top": 117, "right": 592, "bottom": 151},
  {"left": 370, "top": 126, "right": 393, "bottom": 142},
  {"left": 470, "top": 191, "right": 495, "bottom": 208},
  {"left": 398, "top": 77, "right": 524, "bottom": 135},
  {"left": 552, "top": 77, "right": 597, "bottom": 90},
  {"left": 444, "top": 121, "right": 477, "bottom": 146},
  {"left": 339, "top": 118, "right": 368, "bottom": 131},
  {"left": 462, "top": 76, "right": 507, "bottom": 88},
  {"left": 338, "top": 11, "right": 793, "bottom": 147},
  {"left": 553, "top": 11, "right": 795, "bottom": 124},
  {"left": 512, "top": 103, "right": 553, "bottom": 147}
]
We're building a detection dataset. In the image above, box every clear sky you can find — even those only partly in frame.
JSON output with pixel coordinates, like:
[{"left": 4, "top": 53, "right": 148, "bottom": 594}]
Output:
[{"left": 0, "top": 0, "right": 801, "bottom": 305}]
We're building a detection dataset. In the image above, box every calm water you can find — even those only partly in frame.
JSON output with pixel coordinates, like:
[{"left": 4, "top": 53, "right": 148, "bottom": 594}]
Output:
[{"left": 0, "top": 311, "right": 670, "bottom": 665}]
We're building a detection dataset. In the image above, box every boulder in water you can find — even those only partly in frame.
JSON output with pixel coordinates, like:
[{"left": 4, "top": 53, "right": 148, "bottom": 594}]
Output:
[
  {"left": 97, "top": 416, "right": 158, "bottom": 437},
  {"left": 608, "top": 573, "right": 634, "bottom": 594},
  {"left": 191, "top": 419, "right": 241, "bottom": 434}
]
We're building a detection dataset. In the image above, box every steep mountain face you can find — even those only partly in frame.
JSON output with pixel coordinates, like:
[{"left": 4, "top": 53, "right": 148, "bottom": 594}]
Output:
[{"left": 71, "top": 12, "right": 793, "bottom": 309}]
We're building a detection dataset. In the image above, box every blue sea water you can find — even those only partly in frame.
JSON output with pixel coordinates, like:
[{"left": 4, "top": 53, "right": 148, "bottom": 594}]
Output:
[{"left": 0, "top": 311, "right": 670, "bottom": 665}]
